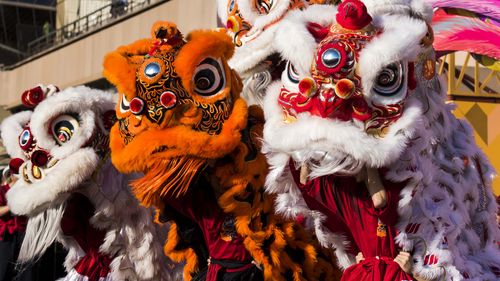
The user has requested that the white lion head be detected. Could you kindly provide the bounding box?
[1,85,116,215]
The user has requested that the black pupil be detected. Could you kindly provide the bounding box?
[377,67,397,86]
[195,69,215,91]
[54,121,74,143]
[144,62,160,78]
[229,0,235,11]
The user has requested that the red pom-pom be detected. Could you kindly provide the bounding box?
[9,158,24,174]
[336,0,372,30]
[335,78,355,99]
[351,97,371,121]
[21,86,45,108]
[31,150,49,167]
[129,97,145,115]
[226,19,234,30]
[160,91,177,109]
[298,77,317,97]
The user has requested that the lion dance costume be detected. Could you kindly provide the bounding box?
[217,0,340,106]
[0,85,175,281]
[103,21,341,281]
[260,0,500,280]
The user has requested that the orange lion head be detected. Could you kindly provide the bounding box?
[103,22,246,205]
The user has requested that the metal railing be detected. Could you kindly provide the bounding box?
[437,52,499,98]
[27,0,157,56]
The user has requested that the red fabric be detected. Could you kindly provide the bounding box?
[60,193,112,281]
[164,188,252,281]
[342,257,414,281]
[206,263,223,281]
[206,260,255,280]
[74,250,111,280]
[290,163,413,280]
[0,185,26,241]
[336,0,372,30]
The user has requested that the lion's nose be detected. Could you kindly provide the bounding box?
[31,150,50,167]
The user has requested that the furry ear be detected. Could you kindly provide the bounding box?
[175,29,234,93]
[102,39,153,99]
[306,22,330,42]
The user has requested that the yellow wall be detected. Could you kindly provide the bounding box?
[0,0,217,109]
[453,101,500,195]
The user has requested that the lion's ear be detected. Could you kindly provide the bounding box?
[102,39,152,99]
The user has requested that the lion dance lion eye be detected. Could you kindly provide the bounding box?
[19,128,33,150]
[51,115,79,145]
[255,0,273,14]
[373,62,404,96]
[144,62,161,78]
[193,58,226,96]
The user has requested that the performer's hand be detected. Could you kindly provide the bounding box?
[0,205,9,217]
[355,252,364,263]
[394,251,412,273]
[365,167,387,209]
[299,163,309,185]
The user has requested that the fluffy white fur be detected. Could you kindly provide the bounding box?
[1,86,180,281]
[232,4,338,106]
[18,203,67,262]
[236,0,291,27]
[217,0,228,24]
[263,81,423,168]
[358,14,427,105]
[230,4,338,75]
[261,0,500,279]
[363,0,433,22]
[7,148,98,215]
[29,86,115,160]
[1,111,32,160]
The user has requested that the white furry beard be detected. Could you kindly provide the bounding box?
[17,203,66,263]
[7,148,99,215]
[263,81,423,169]
[290,149,363,179]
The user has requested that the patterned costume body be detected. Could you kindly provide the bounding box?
[103,21,340,281]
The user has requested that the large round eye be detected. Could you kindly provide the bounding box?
[373,63,404,96]
[144,62,161,78]
[255,0,273,14]
[119,94,130,113]
[321,48,341,68]
[193,58,226,96]
[286,61,300,84]
[316,42,351,74]
[51,115,79,145]
[19,128,33,150]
